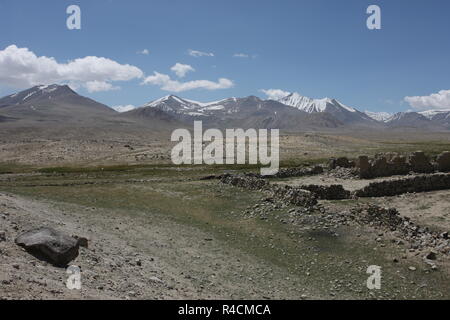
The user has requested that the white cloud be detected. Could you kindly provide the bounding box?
[233,53,249,58]
[84,81,119,93]
[170,63,195,78]
[0,45,143,92]
[405,89,450,110]
[137,49,150,55]
[142,72,233,92]
[188,49,214,57]
[260,89,290,100]
[111,104,137,112]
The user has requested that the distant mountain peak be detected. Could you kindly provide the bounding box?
[364,111,393,122]
[418,109,450,120]
[273,92,357,114]
[0,84,114,121]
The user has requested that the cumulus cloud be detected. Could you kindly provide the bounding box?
[111,104,137,112]
[170,63,195,78]
[142,72,233,92]
[84,81,119,93]
[188,49,214,57]
[137,49,150,55]
[260,89,290,100]
[404,89,450,110]
[0,45,143,92]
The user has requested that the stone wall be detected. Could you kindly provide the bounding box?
[348,205,449,253]
[220,174,317,207]
[328,157,355,169]
[354,173,450,197]
[299,184,351,200]
[356,151,450,179]
[274,165,323,179]
[437,151,450,172]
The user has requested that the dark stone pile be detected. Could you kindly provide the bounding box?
[220,174,317,207]
[348,205,449,254]
[220,174,269,191]
[326,167,359,179]
[299,184,351,200]
[274,165,323,179]
[270,185,317,207]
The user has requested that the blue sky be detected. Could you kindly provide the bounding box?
[1,0,450,113]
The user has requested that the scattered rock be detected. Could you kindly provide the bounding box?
[425,251,437,260]
[73,235,89,248]
[149,276,164,284]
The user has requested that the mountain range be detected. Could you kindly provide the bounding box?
[1,84,449,132]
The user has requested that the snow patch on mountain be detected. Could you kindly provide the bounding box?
[364,111,393,122]
[275,92,356,113]
[418,109,450,119]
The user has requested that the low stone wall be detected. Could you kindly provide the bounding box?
[348,205,449,253]
[299,184,351,200]
[354,173,450,197]
[328,157,355,169]
[220,174,269,191]
[220,174,317,207]
[274,165,323,179]
[356,151,450,179]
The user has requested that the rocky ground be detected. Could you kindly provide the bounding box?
[1,165,449,300]
[1,132,450,300]
[2,191,297,300]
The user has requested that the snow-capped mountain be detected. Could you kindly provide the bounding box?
[141,95,238,117]
[3,85,449,131]
[0,84,115,122]
[383,111,436,128]
[418,109,450,120]
[361,109,450,129]
[126,94,377,129]
[364,111,393,122]
[272,92,374,124]
[276,92,356,113]
[137,92,375,124]
[0,84,67,107]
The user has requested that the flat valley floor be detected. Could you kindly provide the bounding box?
[0,131,449,299]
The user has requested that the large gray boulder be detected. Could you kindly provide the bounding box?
[15,227,79,267]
